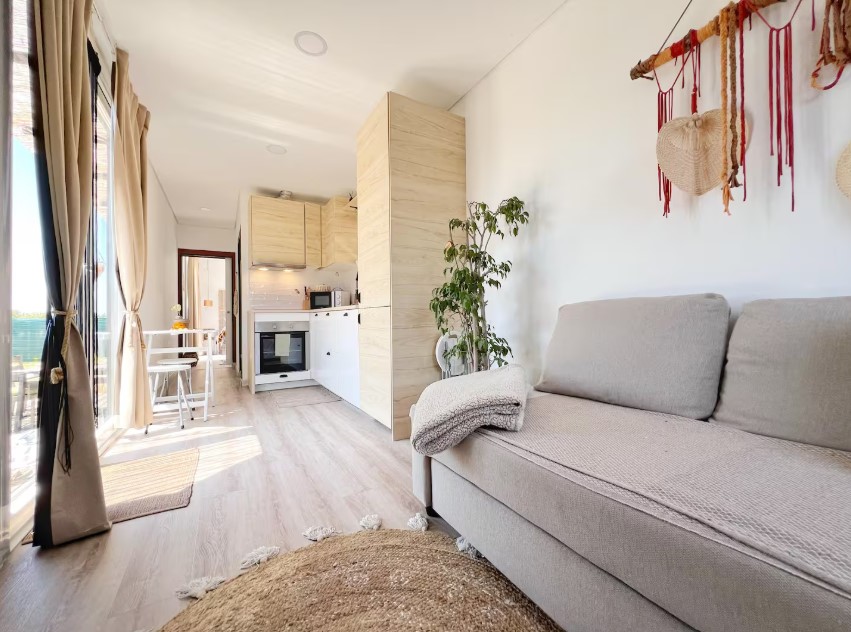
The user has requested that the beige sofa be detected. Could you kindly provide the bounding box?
[413,294,851,632]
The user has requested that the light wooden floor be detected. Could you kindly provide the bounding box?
[0,367,422,632]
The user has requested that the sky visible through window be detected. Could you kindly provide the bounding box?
[11,0,47,316]
[11,138,47,314]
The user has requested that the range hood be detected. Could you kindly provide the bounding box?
[252,262,307,271]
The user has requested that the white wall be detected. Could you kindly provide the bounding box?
[452,0,851,380]
[139,166,178,331]
[176,223,236,253]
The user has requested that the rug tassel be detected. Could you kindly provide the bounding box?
[302,525,341,542]
[175,576,226,600]
[359,514,383,531]
[407,513,429,532]
[240,546,280,569]
[456,536,482,559]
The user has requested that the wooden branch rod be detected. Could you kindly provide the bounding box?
[629,0,787,80]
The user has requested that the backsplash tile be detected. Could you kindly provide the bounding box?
[248,267,357,310]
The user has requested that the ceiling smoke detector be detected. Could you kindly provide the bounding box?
[266,144,288,155]
[294,31,328,56]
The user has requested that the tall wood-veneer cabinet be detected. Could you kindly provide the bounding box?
[356,92,466,440]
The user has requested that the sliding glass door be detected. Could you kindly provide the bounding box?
[1,0,12,564]
[4,0,118,545]
[8,0,45,541]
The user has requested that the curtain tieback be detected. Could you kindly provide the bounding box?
[49,309,77,384]
[125,310,147,350]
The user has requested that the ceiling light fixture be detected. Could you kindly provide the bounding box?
[294,30,328,56]
[266,144,288,155]
[200,206,212,212]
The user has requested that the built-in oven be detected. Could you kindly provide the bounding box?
[254,321,310,377]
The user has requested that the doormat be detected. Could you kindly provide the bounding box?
[23,447,200,544]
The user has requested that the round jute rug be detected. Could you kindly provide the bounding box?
[161,529,561,631]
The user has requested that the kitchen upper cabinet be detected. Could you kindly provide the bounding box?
[250,196,306,269]
[249,195,355,270]
[320,196,358,268]
[305,202,322,268]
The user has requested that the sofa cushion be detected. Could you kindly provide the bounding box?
[712,297,851,451]
[536,294,730,419]
[434,394,851,632]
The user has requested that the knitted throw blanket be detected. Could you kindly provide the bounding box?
[411,365,527,456]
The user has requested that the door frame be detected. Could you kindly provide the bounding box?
[177,248,237,363]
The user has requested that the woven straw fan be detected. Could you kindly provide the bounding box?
[838,142,851,201]
[657,110,750,197]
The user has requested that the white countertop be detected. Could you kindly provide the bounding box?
[250,305,360,315]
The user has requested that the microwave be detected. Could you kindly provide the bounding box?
[310,291,332,309]
[310,290,350,309]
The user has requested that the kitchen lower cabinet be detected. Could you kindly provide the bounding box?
[310,309,360,407]
[309,311,332,387]
[356,307,391,428]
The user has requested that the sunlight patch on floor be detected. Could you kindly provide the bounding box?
[106,424,250,457]
[194,434,263,482]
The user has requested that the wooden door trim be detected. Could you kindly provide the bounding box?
[177,248,238,361]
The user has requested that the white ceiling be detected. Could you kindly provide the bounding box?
[97,0,565,229]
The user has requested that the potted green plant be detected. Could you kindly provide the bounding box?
[430,197,528,373]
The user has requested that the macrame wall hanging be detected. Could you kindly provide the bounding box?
[654,30,701,216]
[811,0,851,89]
[632,0,826,215]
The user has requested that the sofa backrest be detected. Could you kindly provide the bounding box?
[711,297,851,452]
[536,294,731,419]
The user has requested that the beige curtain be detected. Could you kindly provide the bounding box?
[112,48,152,429]
[31,0,109,546]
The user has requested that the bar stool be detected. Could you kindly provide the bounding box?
[156,357,197,398]
[147,364,194,433]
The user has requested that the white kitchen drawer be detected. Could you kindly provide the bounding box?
[254,370,311,385]
[255,312,310,323]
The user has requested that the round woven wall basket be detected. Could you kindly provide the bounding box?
[838,142,851,201]
[161,530,560,632]
[657,109,748,197]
